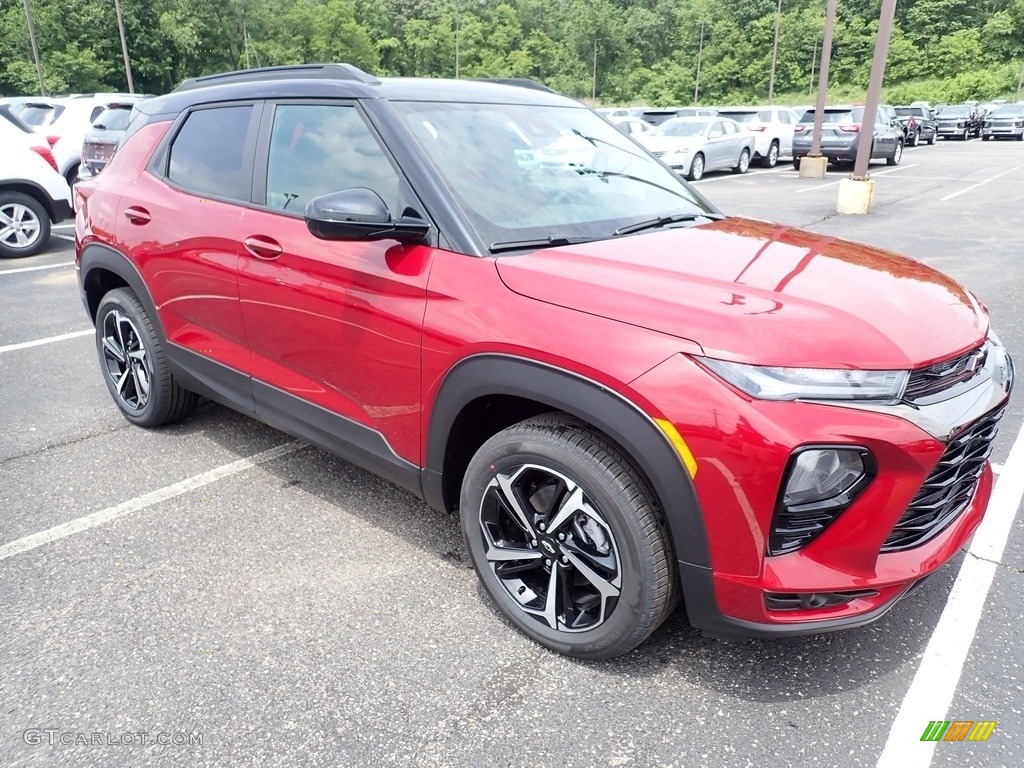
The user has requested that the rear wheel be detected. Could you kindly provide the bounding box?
[886,140,903,166]
[928,131,937,145]
[792,156,802,171]
[460,414,677,660]
[687,153,705,181]
[761,141,779,168]
[910,130,920,147]
[0,191,50,259]
[733,148,751,174]
[95,288,198,427]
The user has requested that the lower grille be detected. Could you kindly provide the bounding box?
[882,404,1006,552]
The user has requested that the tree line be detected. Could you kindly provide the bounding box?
[2,0,1023,105]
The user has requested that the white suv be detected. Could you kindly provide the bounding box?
[32,94,145,185]
[714,106,800,167]
[0,118,73,258]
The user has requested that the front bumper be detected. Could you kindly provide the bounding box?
[626,341,1013,638]
[982,126,1024,139]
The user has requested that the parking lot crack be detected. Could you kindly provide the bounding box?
[964,549,1024,575]
[0,422,134,467]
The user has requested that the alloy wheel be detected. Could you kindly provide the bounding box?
[690,155,704,181]
[478,464,621,633]
[767,143,778,167]
[100,309,152,412]
[0,203,42,251]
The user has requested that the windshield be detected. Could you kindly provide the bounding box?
[990,105,1024,117]
[799,108,864,124]
[19,104,62,126]
[941,106,970,117]
[895,108,924,117]
[720,110,769,123]
[394,102,712,250]
[652,120,708,137]
[92,107,133,131]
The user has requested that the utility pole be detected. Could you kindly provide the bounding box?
[114,0,135,92]
[1017,60,1023,102]
[455,4,460,78]
[22,0,46,96]
[694,21,706,103]
[851,0,897,181]
[768,0,783,102]
[592,37,598,101]
[800,0,836,179]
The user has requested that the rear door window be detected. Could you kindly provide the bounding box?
[167,105,255,201]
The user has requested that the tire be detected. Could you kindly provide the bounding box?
[792,157,801,171]
[95,287,198,428]
[0,191,51,259]
[928,131,937,145]
[760,141,779,168]
[687,153,705,181]
[460,414,677,660]
[962,129,969,141]
[911,130,920,147]
[733,148,751,174]
[64,163,81,187]
[886,140,903,166]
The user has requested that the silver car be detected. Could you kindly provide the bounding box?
[636,116,754,181]
[981,104,1024,141]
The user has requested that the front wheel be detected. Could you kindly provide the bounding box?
[687,153,705,181]
[886,140,903,166]
[928,131,937,145]
[761,141,779,168]
[733,148,751,174]
[460,415,677,660]
[0,191,50,259]
[95,288,199,427]
[910,130,920,147]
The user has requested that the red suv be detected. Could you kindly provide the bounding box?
[75,64,1014,659]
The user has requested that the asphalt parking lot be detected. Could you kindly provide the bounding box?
[1,137,1022,768]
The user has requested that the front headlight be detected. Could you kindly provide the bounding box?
[701,358,909,401]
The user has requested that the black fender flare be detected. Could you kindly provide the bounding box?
[79,243,164,339]
[424,354,712,573]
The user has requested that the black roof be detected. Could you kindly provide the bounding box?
[141,63,579,117]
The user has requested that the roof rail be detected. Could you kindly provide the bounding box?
[475,78,559,95]
[174,63,380,92]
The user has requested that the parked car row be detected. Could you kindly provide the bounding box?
[0,93,146,185]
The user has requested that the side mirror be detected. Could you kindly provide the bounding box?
[304,188,429,244]
[708,130,723,139]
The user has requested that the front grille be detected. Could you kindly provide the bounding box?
[904,344,987,402]
[882,404,1005,552]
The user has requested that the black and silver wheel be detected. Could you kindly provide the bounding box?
[0,191,50,259]
[687,153,705,181]
[761,141,779,168]
[95,288,198,427]
[911,130,920,147]
[928,131,937,145]
[733,148,751,174]
[461,415,677,660]
[886,140,903,166]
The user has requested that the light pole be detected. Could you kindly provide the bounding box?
[768,0,782,102]
[592,37,598,101]
[694,21,706,103]
[851,0,897,181]
[809,0,836,159]
[808,37,818,97]
[22,0,46,95]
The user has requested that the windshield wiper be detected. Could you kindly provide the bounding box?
[489,235,598,254]
[613,212,722,237]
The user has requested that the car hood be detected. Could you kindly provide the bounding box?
[495,217,986,369]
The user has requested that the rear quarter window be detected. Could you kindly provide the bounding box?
[167,105,254,201]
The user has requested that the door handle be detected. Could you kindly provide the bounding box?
[243,236,283,260]
[123,206,150,224]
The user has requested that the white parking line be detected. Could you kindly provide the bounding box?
[0,329,93,354]
[691,166,790,185]
[0,262,74,276]
[52,223,75,229]
[797,164,919,193]
[52,233,76,242]
[877,420,1024,768]
[0,441,304,563]
[938,166,1020,202]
